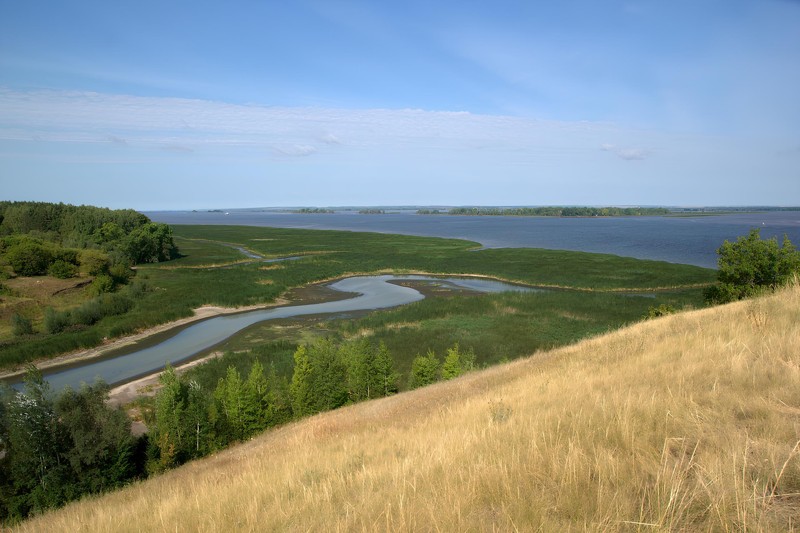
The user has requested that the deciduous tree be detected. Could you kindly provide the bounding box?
[705,229,800,303]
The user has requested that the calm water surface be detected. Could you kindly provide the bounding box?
[31,275,533,391]
[147,210,800,268]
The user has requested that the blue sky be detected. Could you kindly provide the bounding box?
[1,0,798,210]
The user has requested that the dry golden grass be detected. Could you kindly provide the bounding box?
[15,284,800,532]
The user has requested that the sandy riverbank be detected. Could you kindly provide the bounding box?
[0,300,289,383]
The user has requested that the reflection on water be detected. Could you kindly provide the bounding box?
[34,275,534,391]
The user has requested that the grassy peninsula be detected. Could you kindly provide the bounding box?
[16,282,800,531]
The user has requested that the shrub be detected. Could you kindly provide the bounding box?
[5,239,51,276]
[90,274,115,296]
[441,343,476,380]
[71,299,104,326]
[43,307,71,334]
[48,260,77,279]
[108,262,133,285]
[98,293,133,316]
[79,249,110,276]
[124,280,151,299]
[705,229,800,304]
[11,313,34,336]
[646,304,677,319]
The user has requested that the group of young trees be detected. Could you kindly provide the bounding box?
[408,344,476,389]
[0,336,421,522]
[147,338,400,474]
[0,372,144,522]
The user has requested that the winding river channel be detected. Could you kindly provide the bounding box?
[31,275,533,391]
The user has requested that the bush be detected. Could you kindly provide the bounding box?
[48,260,77,279]
[11,313,34,336]
[79,249,110,276]
[90,274,115,296]
[124,280,151,299]
[51,248,79,265]
[705,229,800,304]
[108,262,133,285]
[98,293,133,316]
[646,304,677,319]
[43,307,71,334]
[5,239,51,276]
[71,300,104,326]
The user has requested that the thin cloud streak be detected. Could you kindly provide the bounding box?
[1,88,796,208]
[600,143,651,160]
[0,88,628,154]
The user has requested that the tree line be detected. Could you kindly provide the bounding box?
[441,207,671,217]
[0,202,178,278]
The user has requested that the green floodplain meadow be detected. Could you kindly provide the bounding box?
[0,224,716,385]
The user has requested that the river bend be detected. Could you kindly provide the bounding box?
[35,275,532,391]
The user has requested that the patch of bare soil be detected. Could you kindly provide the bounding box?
[5,275,91,299]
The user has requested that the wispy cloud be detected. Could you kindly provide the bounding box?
[161,144,194,153]
[319,133,342,145]
[271,144,318,157]
[600,143,650,161]
[0,88,627,156]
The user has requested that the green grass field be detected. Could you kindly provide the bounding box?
[0,225,716,371]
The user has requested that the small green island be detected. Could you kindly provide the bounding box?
[292,207,335,214]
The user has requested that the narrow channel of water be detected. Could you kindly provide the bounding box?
[33,275,534,391]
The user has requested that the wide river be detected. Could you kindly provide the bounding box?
[29,276,533,391]
[147,210,800,269]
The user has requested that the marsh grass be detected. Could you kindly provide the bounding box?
[0,225,714,370]
[16,282,800,532]
[331,289,705,377]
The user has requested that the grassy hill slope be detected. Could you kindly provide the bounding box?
[17,284,800,531]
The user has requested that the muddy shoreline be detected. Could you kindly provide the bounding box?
[0,282,349,384]
[3,274,513,413]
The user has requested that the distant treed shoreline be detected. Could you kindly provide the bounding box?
[417,207,671,217]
